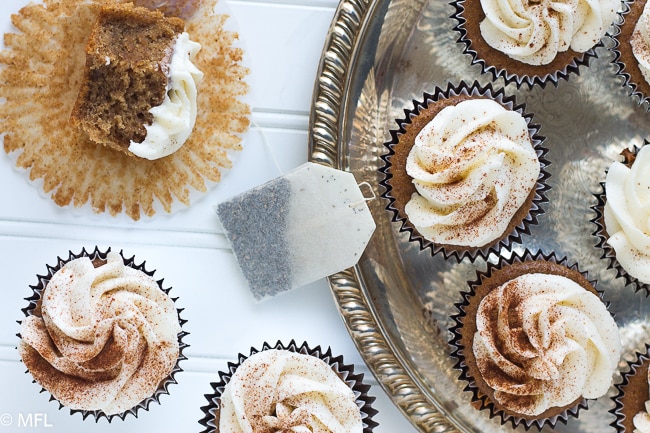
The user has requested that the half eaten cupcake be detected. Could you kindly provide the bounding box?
[380,81,549,262]
[450,250,621,429]
[70,2,203,160]
[18,247,187,420]
[0,0,250,220]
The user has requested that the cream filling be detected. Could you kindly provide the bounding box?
[128,32,204,160]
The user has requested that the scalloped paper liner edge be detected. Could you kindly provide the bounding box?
[17,246,189,422]
[379,80,551,264]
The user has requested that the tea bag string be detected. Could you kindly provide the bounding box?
[253,120,284,176]
[254,120,377,208]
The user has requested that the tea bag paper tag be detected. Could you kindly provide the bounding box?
[215,162,376,302]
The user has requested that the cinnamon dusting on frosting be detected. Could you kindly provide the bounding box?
[18,252,181,415]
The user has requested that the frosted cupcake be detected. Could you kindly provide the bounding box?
[612,345,650,433]
[198,340,377,433]
[611,0,650,108]
[593,142,650,295]
[451,0,620,87]
[18,247,187,420]
[380,81,549,262]
[450,250,622,429]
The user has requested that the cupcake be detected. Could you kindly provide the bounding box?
[611,0,650,108]
[592,142,650,295]
[612,345,650,433]
[449,250,622,429]
[451,0,620,88]
[0,0,250,220]
[198,340,377,433]
[379,80,549,262]
[18,247,188,421]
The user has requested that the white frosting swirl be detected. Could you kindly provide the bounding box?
[128,32,204,160]
[604,146,650,283]
[631,1,650,86]
[473,273,621,416]
[478,0,618,65]
[404,98,539,248]
[219,349,362,433]
[635,398,650,433]
[18,252,181,415]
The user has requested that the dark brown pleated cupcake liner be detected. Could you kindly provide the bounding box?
[379,80,550,263]
[18,246,188,422]
[449,249,607,430]
[198,339,378,433]
[610,344,650,433]
[608,0,650,110]
[450,0,603,89]
[591,142,650,296]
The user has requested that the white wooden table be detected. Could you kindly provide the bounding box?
[0,0,421,431]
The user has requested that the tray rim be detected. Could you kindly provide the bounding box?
[307,0,460,431]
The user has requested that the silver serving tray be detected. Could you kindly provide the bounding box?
[308,0,650,432]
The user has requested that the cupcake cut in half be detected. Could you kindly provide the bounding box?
[593,141,650,295]
[17,246,188,421]
[380,80,550,263]
[451,0,620,88]
[198,340,377,433]
[0,0,250,220]
[450,250,622,430]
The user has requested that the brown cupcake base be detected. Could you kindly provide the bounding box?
[449,249,602,430]
[451,0,599,88]
[611,345,650,433]
[20,246,188,422]
[198,340,378,433]
[379,80,550,263]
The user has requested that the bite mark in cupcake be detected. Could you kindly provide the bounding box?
[0,0,251,220]
[70,3,204,160]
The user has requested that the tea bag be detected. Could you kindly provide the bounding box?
[215,162,376,302]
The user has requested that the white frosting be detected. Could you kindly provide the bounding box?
[635,399,650,433]
[128,32,203,160]
[631,1,650,85]
[219,349,362,433]
[478,0,618,65]
[473,272,621,416]
[18,252,181,414]
[404,98,539,248]
[604,146,650,283]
